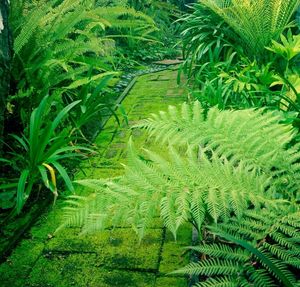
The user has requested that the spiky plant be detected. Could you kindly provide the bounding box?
[180,3,240,79]
[199,0,300,58]
[59,102,300,240]
[173,206,300,287]
[1,96,93,215]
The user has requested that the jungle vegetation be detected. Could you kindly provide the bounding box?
[1,1,300,286]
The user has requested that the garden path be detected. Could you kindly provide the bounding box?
[0,68,191,287]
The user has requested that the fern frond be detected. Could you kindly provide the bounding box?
[137,101,300,199]
[194,276,238,287]
[58,103,300,285]
[179,207,300,287]
[172,259,240,276]
[188,244,249,261]
[60,136,274,238]
[14,6,47,54]
[199,0,300,56]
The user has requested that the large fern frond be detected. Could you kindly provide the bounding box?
[60,136,282,239]
[199,0,300,57]
[136,101,300,199]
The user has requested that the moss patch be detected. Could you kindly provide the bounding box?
[0,239,44,287]
[28,255,156,287]
[155,276,187,287]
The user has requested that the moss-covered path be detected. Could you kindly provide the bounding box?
[0,68,191,287]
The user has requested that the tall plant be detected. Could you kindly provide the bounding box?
[1,96,92,215]
[9,0,157,114]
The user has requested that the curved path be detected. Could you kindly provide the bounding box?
[0,68,190,287]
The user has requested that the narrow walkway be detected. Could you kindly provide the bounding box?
[0,68,190,287]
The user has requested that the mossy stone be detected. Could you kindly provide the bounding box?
[155,276,187,287]
[0,239,44,287]
[159,242,189,275]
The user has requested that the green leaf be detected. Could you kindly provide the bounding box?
[52,161,74,193]
[16,169,30,213]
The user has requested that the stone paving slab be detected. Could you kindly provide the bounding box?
[0,69,190,287]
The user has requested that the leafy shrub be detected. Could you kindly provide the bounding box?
[267,31,300,111]
[0,0,162,215]
[9,0,157,110]
[1,96,92,215]
[199,0,300,59]
[179,2,300,115]
[180,3,240,79]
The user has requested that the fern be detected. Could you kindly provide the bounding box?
[62,141,278,239]
[58,102,300,284]
[13,6,47,54]
[199,0,300,57]
[60,103,300,241]
[136,101,300,199]
[10,0,158,105]
[173,207,300,287]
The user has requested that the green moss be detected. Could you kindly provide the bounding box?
[27,255,71,287]
[28,255,155,287]
[155,276,187,287]
[30,206,67,240]
[101,271,153,287]
[159,242,189,275]
[45,227,163,270]
[165,224,192,246]
[91,167,124,179]
[45,230,111,253]
[0,239,44,287]
[97,228,163,270]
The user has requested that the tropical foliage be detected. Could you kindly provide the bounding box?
[1,1,300,286]
[0,0,180,214]
[59,101,300,285]
[174,206,300,287]
[180,0,300,116]
[1,96,94,215]
[199,0,299,57]
[56,102,297,277]
[9,0,157,117]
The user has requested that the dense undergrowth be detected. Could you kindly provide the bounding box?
[0,0,186,216]
[1,0,300,286]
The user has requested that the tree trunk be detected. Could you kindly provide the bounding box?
[0,0,11,154]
